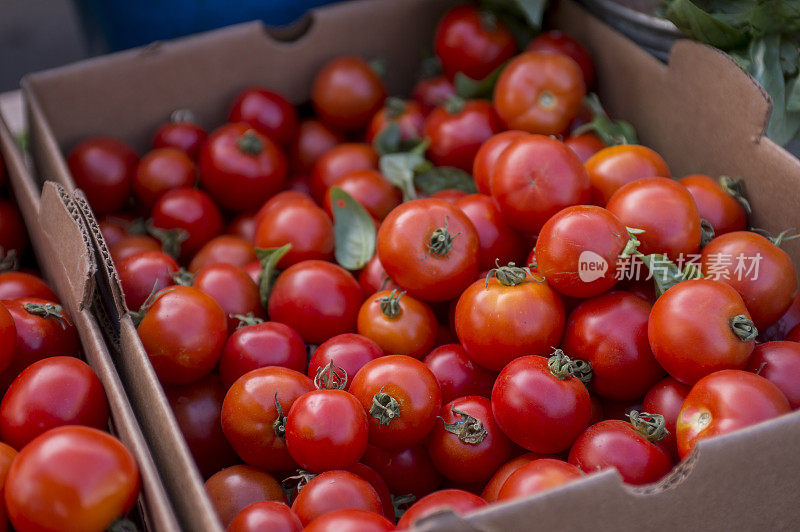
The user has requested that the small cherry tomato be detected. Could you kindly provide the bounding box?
[454,193,527,271]
[192,263,265,333]
[0,272,57,302]
[348,462,395,520]
[150,187,223,260]
[679,175,748,235]
[133,147,196,207]
[412,75,457,114]
[310,143,378,203]
[312,56,387,132]
[423,344,495,404]
[366,98,425,144]
[66,137,137,214]
[527,30,596,87]
[305,509,395,532]
[362,444,443,499]
[497,458,582,501]
[291,470,382,526]
[227,212,259,244]
[307,334,383,391]
[227,501,302,532]
[423,98,503,171]
[642,377,691,459]
[397,489,486,529]
[0,200,27,260]
[205,465,285,528]
[116,250,178,310]
[290,119,345,174]
[229,87,299,146]
[585,145,671,206]
[564,132,605,163]
[745,341,800,408]
[110,235,162,262]
[358,254,401,298]
[189,235,256,274]
[357,290,437,360]
[481,453,543,502]
[324,169,401,221]
[472,130,527,195]
[152,115,207,158]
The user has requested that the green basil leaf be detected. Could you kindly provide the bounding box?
[572,93,639,145]
[510,0,548,31]
[749,35,800,146]
[787,74,800,112]
[415,167,478,195]
[454,61,507,100]
[379,148,428,202]
[255,244,292,309]
[373,121,403,155]
[640,253,703,298]
[330,187,376,270]
[662,0,749,49]
[748,0,800,37]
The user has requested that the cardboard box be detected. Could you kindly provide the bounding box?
[0,114,180,531]
[19,0,800,530]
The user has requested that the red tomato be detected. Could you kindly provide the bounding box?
[649,279,757,385]
[585,145,671,206]
[349,355,442,449]
[358,254,401,298]
[199,123,288,211]
[377,199,479,302]
[290,119,345,174]
[745,341,800,408]
[66,137,137,214]
[150,187,223,260]
[642,377,691,459]
[291,470,382,526]
[527,30,596,87]
[676,370,790,458]
[268,260,362,344]
[310,143,378,203]
[152,116,207,158]
[362,444,442,499]
[568,417,674,484]
[564,133,605,163]
[454,193,527,271]
[430,189,468,204]
[192,263,265,333]
[472,131,527,195]
[481,453,543,502]
[305,509,395,532]
[366,98,425,144]
[490,135,590,234]
[412,75,457,114]
[312,56,387,132]
[221,367,315,471]
[227,212,259,244]
[110,235,162,262]
[357,290,437,359]
[423,344,495,404]
[455,267,565,371]
[0,304,14,374]
[494,52,585,135]
[220,321,307,388]
[205,465,285,527]
[133,147,196,207]
[229,87,299,146]
[434,5,517,81]
[423,99,503,171]
[759,292,800,342]
[189,235,257,273]
[679,174,748,235]
[307,334,382,392]
[5,426,139,532]
[397,489,486,529]
[116,250,178,310]
[324,169,401,221]
[0,441,16,530]
[0,200,27,260]
[0,272,57,302]
[136,285,228,385]
[562,292,664,400]
[497,458,582,501]
[227,501,302,532]
[701,231,797,329]
[607,177,701,258]
[348,462,394,520]
[492,354,590,453]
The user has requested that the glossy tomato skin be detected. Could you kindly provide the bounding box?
[226,213,259,244]
[366,98,425,144]
[304,509,395,532]
[642,377,691,459]
[221,367,314,471]
[193,263,265,333]
[189,235,257,273]
[310,143,378,203]
[199,123,288,211]
[434,5,517,81]
[745,341,800,408]
[423,99,504,171]
[312,56,387,132]
[585,145,671,206]
[377,199,479,302]
[116,250,178,310]
[290,119,345,174]
[679,174,747,235]
[491,135,590,234]
[5,426,139,532]
[136,286,228,385]
[227,501,302,532]
[472,131,527,195]
[0,357,109,450]
[676,370,790,458]
[701,231,797,329]
[220,321,307,389]
[0,200,28,260]
[568,420,674,484]
[347,462,394,520]
[494,52,585,135]
[527,30,596,87]
[563,292,664,400]
[481,453,544,502]
[607,177,701,258]
[564,133,605,163]
[110,235,162,263]
[497,458,582,501]
[428,396,512,483]
[649,279,756,385]
[0,272,57,302]
[324,169,401,221]
[150,187,223,260]
[455,274,565,371]
[268,260,362,344]
[493,355,590,453]
[412,75,457,114]
[152,118,207,158]
[132,147,196,207]
[291,470,382,526]
[349,355,442,449]
[229,87,299,146]
[424,344,495,404]
[0,441,17,531]
[0,303,15,376]
[362,444,443,498]
[307,334,383,391]
[358,254,401,298]
[454,193,527,271]
[205,465,285,528]
[67,137,137,214]
[357,290,437,359]
[397,489,486,529]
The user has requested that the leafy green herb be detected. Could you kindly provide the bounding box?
[330,187,376,270]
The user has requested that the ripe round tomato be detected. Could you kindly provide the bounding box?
[493,354,591,453]
[454,193,527,271]
[564,133,605,163]
[585,145,671,206]
[110,235,162,262]
[423,99,503,171]
[189,235,256,274]
[286,389,369,472]
[291,470,382,526]
[310,143,378,203]
[133,147,196,207]
[229,87,299,146]
[304,509,394,532]
[349,355,442,449]
[362,443,443,498]
[397,489,486,529]
[325,169,401,222]
[480,453,543,502]
[117,250,178,310]
[568,417,674,484]
[357,290,437,359]
[434,5,517,81]
[312,56,387,132]
[701,231,797,329]
[472,130,527,194]
[430,189,467,204]
[5,426,139,532]
[377,199,479,302]
[307,334,383,392]
[152,114,207,158]
[0,272,57,302]
[496,458,582,501]
[642,377,691,459]
[199,123,288,211]
[0,357,109,449]
[268,260,362,344]
[347,462,394,520]
[563,292,664,400]
[150,187,223,260]
[455,267,565,371]
[676,370,790,458]
[290,119,345,174]
[412,75,457,114]
[0,200,28,260]
[192,263,265,333]
[227,501,302,532]
[527,30,596,87]
[494,52,585,135]
[165,375,238,478]
[221,367,314,471]
[746,341,800,408]
[205,465,285,527]
[423,344,495,404]
[679,174,748,235]
[0,303,14,374]
[136,285,228,385]
[220,321,307,389]
[607,177,700,258]
[490,135,590,234]
[227,213,259,244]
[428,396,512,483]
[366,98,425,144]
[66,137,137,214]
[358,254,401,298]
[649,279,757,385]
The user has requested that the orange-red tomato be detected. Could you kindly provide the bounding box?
[585,145,670,206]
[312,56,387,132]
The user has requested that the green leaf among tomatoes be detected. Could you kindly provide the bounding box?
[379,140,429,201]
[330,187,377,271]
[415,167,478,195]
[454,61,507,100]
[640,253,703,297]
[255,244,292,309]
[573,93,638,146]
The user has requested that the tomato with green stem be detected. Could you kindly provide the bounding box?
[357,254,401,298]
[312,56,387,132]
[357,290,437,360]
[67,137,137,214]
[205,465,285,528]
[679,174,748,235]
[307,334,383,392]
[745,341,800,408]
[228,87,299,146]
[291,471,383,526]
[311,143,378,203]
[585,145,671,206]
[497,458,582,501]
[117,251,178,311]
[423,344,496,404]
[227,501,302,532]
[150,187,223,260]
[642,377,692,459]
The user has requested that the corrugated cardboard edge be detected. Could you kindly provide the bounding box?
[0,114,180,531]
